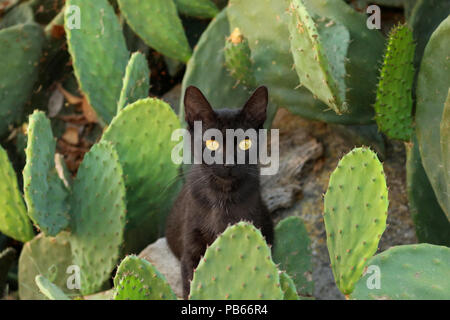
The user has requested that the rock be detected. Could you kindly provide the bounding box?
[138,238,183,298]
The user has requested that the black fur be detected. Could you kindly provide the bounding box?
[165,86,273,299]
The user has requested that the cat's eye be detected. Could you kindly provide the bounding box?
[205,139,220,151]
[238,139,252,151]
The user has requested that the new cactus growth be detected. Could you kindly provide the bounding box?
[102,98,182,253]
[324,147,389,295]
[70,141,127,295]
[351,244,450,300]
[415,15,450,220]
[374,24,415,141]
[118,0,192,63]
[0,146,34,242]
[174,0,219,19]
[190,222,283,300]
[65,0,130,124]
[35,275,71,300]
[113,255,176,300]
[224,28,256,87]
[273,216,313,296]
[23,111,70,236]
[117,52,151,112]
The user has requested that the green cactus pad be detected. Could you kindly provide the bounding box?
[190,222,283,300]
[0,3,34,29]
[440,89,450,222]
[174,0,219,18]
[18,233,76,300]
[70,141,126,295]
[23,111,70,236]
[117,52,150,112]
[272,216,313,296]
[0,247,16,297]
[65,0,129,124]
[288,0,349,114]
[279,272,299,300]
[374,24,415,141]
[102,98,181,253]
[118,0,191,63]
[351,244,450,300]
[324,147,389,295]
[113,255,176,300]
[416,16,450,220]
[35,275,71,300]
[406,134,450,246]
[0,23,44,136]
[224,27,256,87]
[0,146,34,242]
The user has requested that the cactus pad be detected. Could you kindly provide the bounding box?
[23,111,70,236]
[174,0,219,18]
[0,23,44,136]
[118,0,191,62]
[279,272,299,300]
[288,0,349,114]
[102,98,181,253]
[440,89,450,222]
[374,24,415,141]
[415,16,450,220]
[190,222,283,300]
[113,255,176,300]
[18,233,75,300]
[272,216,313,296]
[324,147,389,295]
[117,52,150,112]
[0,146,34,242]
[70,141,126,295]
[35,275,71,300]
[351,244,450,300]
[65,0,129,124]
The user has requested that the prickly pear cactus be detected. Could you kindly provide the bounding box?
[118,0,191,62]
[70,142,126,295]
[440,89,450,222]
[65,0,130,124]
[406,134,450,246]
[35,275,71,300]
[374,24,415,141]
[351,244,450,300]
[324,147,389,295]
[279,272,299,300]
[102,98,182,253]
[113,255,176,300]
[0,146,34,242]
[0,22,44,136]
[23,111,70,236]
[174,0,219,18]
[18,233,76,300]
[288,0,349,114]
[224,28,255,87]
[190,222,283,300]
[117,52,150,112]
[0,2,33,29]
[415,16,450,220]
[272,216,313,296]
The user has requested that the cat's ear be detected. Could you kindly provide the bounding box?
[184,86,216,127]
[241,86,268,128]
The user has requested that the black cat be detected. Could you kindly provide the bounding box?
[165,86,273,299]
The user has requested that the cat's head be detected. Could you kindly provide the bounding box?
[184,86,268,181]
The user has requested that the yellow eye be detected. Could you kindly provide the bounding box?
[239,139,252,151]
[206,139,220,151]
